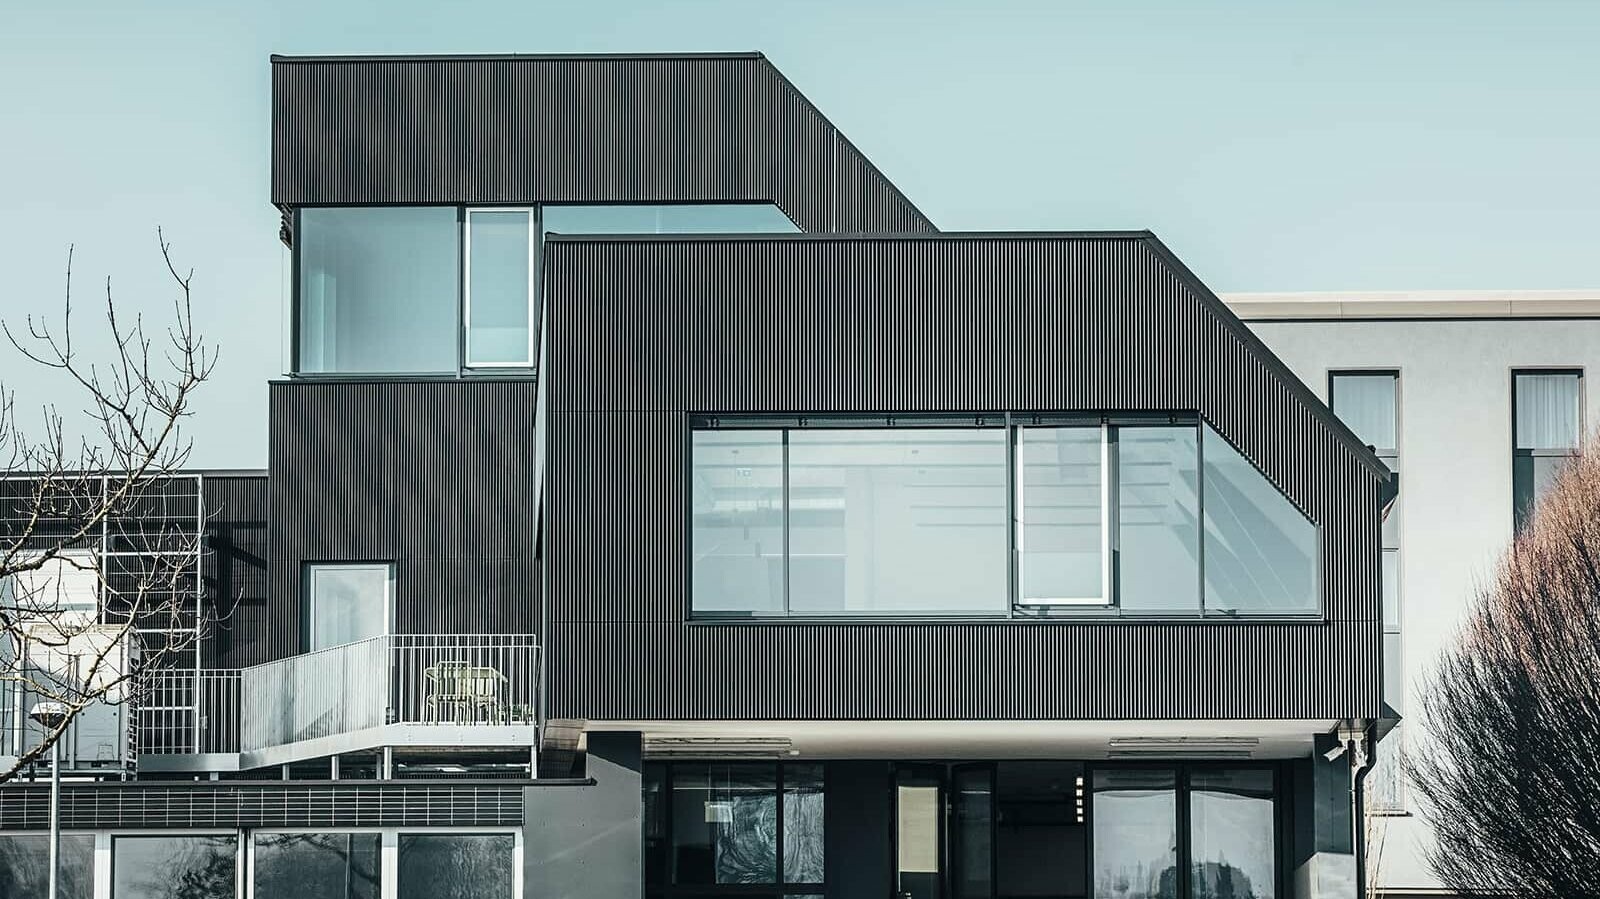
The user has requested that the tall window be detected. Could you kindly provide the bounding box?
[690,416,1319,619]
[304,563,394,650]
[465,209,537,367]
[1513,370,1583,529]
[1330,370,1403,812]
[112,835,238,899]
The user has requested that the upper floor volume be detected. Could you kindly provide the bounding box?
[273,52,933,377]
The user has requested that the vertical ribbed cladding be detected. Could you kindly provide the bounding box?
[266,380,540,661]
[270,54,934,233]
[201,473,270,668]
[540,233,1387,722]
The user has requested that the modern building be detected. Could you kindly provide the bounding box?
[0,53,1397,899]
[1225,291,1600,897]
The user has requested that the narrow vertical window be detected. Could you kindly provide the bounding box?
[1513,370,1582,529]
[304,563,394,650]
[1116,426,1201,614]
[1015,425,1108,605]
[465,209,536,368]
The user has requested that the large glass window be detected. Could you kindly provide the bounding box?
[305,563,393,650]
[1513,370,1582,529]
[789,428,1008,616]
[646,762,825,894]
[396,834,515,899]
[1201,427,1319,614]
[691,430,785,615]
[543,203,799,235]
[691,417,1318,619]
[113,835,237,899]
[0,833,95,899]
[1117,427,1201,614]
[1016,426,1107,605]
[466,209,536,367]
[297,207,460,374]
[253,832,381,899]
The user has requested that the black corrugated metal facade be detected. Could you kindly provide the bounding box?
[541,232,1388,722]
[201,473,270,668]
[265,380,540,658]
[271,53,933,234]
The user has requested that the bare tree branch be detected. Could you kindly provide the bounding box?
[1406,436,1600,897]
[0,231,216,783]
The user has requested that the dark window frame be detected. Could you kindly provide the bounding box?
[644,761,827,898]
[686,412,1323,624]
[1511,367,1584,531]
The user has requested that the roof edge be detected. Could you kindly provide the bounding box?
[1224,289,1600,322]
[1139,236,1395,484]
[270,51,766,64]
[544,229,1153,242]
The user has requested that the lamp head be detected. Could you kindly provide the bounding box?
[28,701,68,730]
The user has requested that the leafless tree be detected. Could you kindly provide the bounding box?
[1406,439,1600,897]
[0,230,214,782]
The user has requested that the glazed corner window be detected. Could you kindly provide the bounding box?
[645,762,825,891]
[1513,370,1582,529]
[304,562,394,650]
[466,209,537,367]
[297,207,460,374]
[690,416,1319,619]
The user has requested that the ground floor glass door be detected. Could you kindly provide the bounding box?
[896,767,944,899]
[950,765,995,899]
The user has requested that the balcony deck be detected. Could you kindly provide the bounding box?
[137,633,539,771]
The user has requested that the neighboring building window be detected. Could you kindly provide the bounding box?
[304,562,394,650]
[112,835,238,899]
[1331,370,1406,813]
[689,415,1319,619]
[297,207,460,374]
[644,762,825,893]
[1513,369,1583,529]
[294,203,796,375]
[0,833,95,899]
[0,548,100,616]
[397,834,515,899]
[465,209,536,368]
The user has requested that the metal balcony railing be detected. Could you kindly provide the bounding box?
[135,634,539,756]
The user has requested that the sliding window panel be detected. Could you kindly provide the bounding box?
[465,210,535,367]
[1200,426,1319,615]
[789,428,1008,616]
[0,833,95,899]
[1016,426,1107,605]
[691,430,786,615]
[1189,769,1277,899]
[1116,427,1201,614]
[297,207,459,374]
[783,764,827,885]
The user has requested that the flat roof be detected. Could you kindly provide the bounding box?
[1223,289,1600,321]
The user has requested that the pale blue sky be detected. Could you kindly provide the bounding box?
[1,0,1597,467]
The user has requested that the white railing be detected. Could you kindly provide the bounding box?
[155,633,543,754]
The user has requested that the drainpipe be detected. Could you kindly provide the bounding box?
[1344,720,1375,899]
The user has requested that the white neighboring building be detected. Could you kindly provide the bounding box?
[1228,290,1600,897]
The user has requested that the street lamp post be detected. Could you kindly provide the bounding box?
[30,701,68,899]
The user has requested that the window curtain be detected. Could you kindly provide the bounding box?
[1515,374,1581,450]
[1331,374,1397,452]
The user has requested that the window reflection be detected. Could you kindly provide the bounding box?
[0,833,95,899]
[1200,426,1318,614]
[1189,769,1275,899]
[1017,427,1106,604]
[254,832,381,899]
[113,835,237,899]
[1118,428,1201,613]
[672,763,779,884]
[691,431,785,614]
[1092,769,1178,899]
[396,834,514,899]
